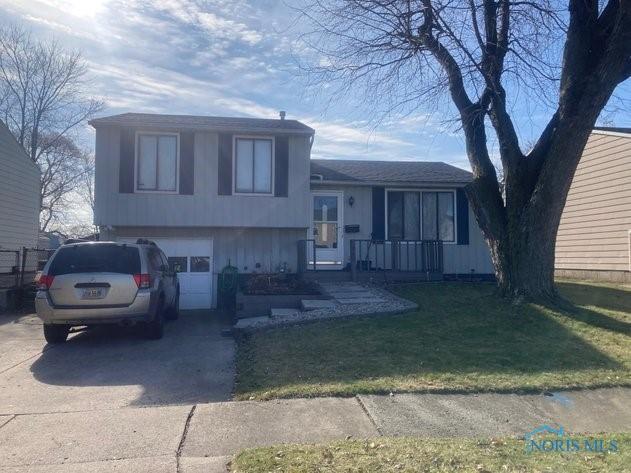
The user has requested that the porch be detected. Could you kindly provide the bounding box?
[297,239,444,282]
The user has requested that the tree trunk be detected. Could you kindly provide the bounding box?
[488,216,558,301]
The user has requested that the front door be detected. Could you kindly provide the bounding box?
[311,191,344,268]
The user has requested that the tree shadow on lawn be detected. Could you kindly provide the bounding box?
[237,283,629,396]
[555,282,631,336]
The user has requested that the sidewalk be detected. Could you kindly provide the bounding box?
[1,388,630,472]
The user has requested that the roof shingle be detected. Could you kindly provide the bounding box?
[310,159,472,185]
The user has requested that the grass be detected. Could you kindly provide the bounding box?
[231,434,630,472]
[235,281,631,400]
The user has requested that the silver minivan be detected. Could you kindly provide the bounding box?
[35,240,179,343]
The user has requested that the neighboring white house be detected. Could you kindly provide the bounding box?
[0,119,40,274]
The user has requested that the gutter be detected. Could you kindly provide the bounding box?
[88,120,315,136]
[310,179,471,188]
[591,129,631,139]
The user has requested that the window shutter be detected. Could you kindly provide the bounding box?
[119,127,135,193]
[371,186,385,240]
[179,132,194,195]
[218,133,233,195]
[274,136,289,197]
[456,188,470,245]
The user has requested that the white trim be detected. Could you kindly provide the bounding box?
[592,129,631,139]
[310,190,344,267]
[134,131,180,194]
[385,188,458,244]
[232,135,275,196]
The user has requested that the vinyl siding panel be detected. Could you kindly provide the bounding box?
[94,127,311,229]
[312,183,494,274]
[0,123,40,273]
[556,132,631,272]
[442,204,494,274]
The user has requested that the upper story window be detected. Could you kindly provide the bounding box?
[234,137,273,194]
[387,190,455,242]
[136,133,179,192]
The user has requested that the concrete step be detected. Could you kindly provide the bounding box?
[327,291,376,299]
[234,316,269,330]
[301,299,336,311]
[270,308,300,318]
[337,297,386,304]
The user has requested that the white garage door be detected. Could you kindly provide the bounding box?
[120,238,213,310]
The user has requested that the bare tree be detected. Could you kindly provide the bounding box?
[0,24,103,231]
[297,1,631,300]
[78,152,96,217]
[38,135,92,233]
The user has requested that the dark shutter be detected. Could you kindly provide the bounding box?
[456,188,470,245]
[218,133,233,195]
[371,186,385,240]
[119,127,135,193]
[179,132,195,195]
[274,136,289,197]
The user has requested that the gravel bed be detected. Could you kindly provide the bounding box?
[233,283,417,333]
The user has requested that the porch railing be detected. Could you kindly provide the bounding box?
[350,239,443,279]
[298,238,444,277]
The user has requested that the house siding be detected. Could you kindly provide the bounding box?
[103,226,308,307]
[556,132,631,273]
[0,122,40,273]
[311,183,493,274]
[94,126,312,229]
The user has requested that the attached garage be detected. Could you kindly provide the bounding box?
[119,238,213,310]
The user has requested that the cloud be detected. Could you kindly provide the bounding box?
[1,0,475,166]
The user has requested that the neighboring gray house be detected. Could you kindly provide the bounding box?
[0,120,40,275]
[91,112,493,309]
[556,127,631,282]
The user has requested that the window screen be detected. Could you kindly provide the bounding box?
[235,138,273,193]
[137,134,177,191]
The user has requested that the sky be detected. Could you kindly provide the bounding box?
[1,0,630,183]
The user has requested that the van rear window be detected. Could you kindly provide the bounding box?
[48,245,141,275]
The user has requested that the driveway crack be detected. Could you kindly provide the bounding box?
[176,404,196,473]
[355,395,383,436]
[0,414,16,431]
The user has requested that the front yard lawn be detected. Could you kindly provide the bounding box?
[232,434,630,472]
[235,281,630,400]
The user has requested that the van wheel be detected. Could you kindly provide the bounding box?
[44,324,69,344]
[145,300,165,340]
[166,291,179,321]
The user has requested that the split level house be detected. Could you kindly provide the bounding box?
[91,112,494,309]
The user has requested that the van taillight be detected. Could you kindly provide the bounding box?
[37,275,55,291]
[133,273,152,289]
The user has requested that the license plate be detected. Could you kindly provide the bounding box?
[82,288,104,299]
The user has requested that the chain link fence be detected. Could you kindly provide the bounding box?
[0,247,55,289]
[0,249,21,289]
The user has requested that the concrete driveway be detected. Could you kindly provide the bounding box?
[0,310,235,415]
[1,310,629,472]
